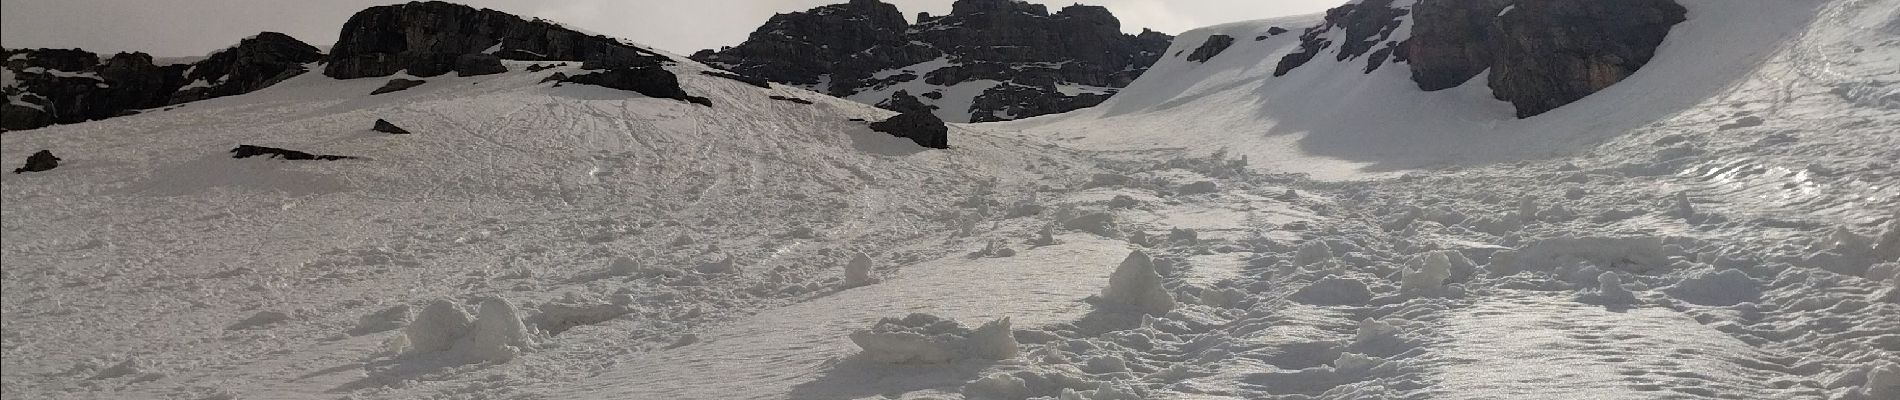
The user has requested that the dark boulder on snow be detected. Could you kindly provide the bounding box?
[1185,35,1235,63]
[230,145,356,161]
[170,32,325,104]
[325,1,669,79]
[876,90,937,115]
[370,78,427,95]
[869,111,950,149]
[768,95,814,105]
[13,150,61,173]
[454,54,508,77]
[373,119,411,134]
[561,67,712,106]
[699,70,771,88]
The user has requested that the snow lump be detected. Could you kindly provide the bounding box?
[1096,250,1175,314]
[848,313,1018,364]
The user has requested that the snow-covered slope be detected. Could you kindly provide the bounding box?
[0,48,1110,398]
[4,0,1898,399]
[1004,0,1874,181]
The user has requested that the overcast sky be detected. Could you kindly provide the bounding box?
[0,0,1339,57]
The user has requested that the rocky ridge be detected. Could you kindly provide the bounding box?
[1261,0,1689,118]
[2,33,322,132]
[692,0,1173,122]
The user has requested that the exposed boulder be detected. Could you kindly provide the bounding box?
[453,54,508,77]
[693,0,1173,122]
[229,145,356,161]
[560,67,712,106]
[370,78,427,95]
[373,119,411,134]
[13,150,61,173]
[1185,35,1236,63]
[324,1,669,79]
[868,111,949,149]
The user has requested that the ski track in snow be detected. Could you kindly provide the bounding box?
[4,0,1900,399]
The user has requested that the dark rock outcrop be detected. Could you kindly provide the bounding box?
[1485,0,1688,117]
[562,67,712,106]
[454,54,508,77]
[699,70,771,88]
[370,78,428,95]
[373,119,411,134]
[170,32,325,104]
[1274,0,1410,77]
[3,32,322,132]
[324,1,669,79]
[693,0,1173,122]
[869,111,949,149]
[1268,0,1688,118]
[229,145,355,161]
[1186,35,1236,63]
[1407,0,1515,90]
[13,150,61,173]
[768,95,814,105]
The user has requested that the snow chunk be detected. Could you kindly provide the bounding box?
[1294,240,1334,267]
[400,298,534,362]
[1512,236,1668,273]
[1844,361,1900,400]
[1577,271,1638,305]
[848,313,1018,364]
[1400,252,1454,292]
[1097,250,1175,314]
[1293,275,1374,305]
[1663,269,1760,307]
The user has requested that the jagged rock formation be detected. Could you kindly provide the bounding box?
[169,32,324,103]
[1269,0,1688,118]
[324,1,669,79]
[2,32,322,132]
[1186,35,1236,63]
[692,0,1173,122]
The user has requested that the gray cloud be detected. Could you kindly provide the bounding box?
[0,0,1340,57]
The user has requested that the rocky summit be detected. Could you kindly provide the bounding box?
[693,0,1173,123]
[324,1,670,80]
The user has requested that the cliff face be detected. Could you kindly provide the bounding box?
[2,32,322,132]
[1271,0,1689,118]
[323,1,670,80]
[693,0,1173,122]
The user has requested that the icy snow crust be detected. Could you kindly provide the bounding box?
[4,0,1900,399]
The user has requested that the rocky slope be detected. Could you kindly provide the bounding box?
[692,0,1173,122]
[1266,0,1689,118]
[2,33,323,132]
